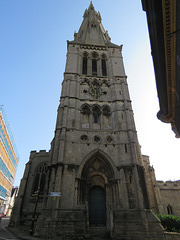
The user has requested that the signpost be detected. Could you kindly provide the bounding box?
[50,192,61,197]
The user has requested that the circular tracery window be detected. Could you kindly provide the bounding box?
[93,135,101,143]
[106,136,113,143]
[80,135,88,143]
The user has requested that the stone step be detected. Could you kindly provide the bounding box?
[88,227,110,239]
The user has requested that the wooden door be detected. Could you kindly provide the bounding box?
[89,186,106,226]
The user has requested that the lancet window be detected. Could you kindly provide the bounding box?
[82,51,108,77]
[101,54,107,76]
[81,104,111,128]
[92,59,97,76]
[82,52,88,75]
[92,106,101,123]
[91,52,98,76]
[167,204,173,215]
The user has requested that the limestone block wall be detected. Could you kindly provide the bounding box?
[10,150,51,226]
[143,155,163,214]
[157,180,180,216]
[143,155,180,216]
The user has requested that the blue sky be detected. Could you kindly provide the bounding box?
[1,0,179,187]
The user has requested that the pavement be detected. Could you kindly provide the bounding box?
[0,217,41,240]
[7,226,41,240]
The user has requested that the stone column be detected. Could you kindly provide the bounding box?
[120,168,129,210]
[133,166,144,209]
[58,128,66,163]
[87,58,91,76]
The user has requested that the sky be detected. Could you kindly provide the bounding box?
[1,0,179,187]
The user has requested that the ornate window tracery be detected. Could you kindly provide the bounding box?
[81,104,91,115]
[81,104,111,128]
[80,135,88,143]
[81,104,91,128]
[82,51,108,77]
[79,154,114,204]
[32,162,48,196]
[102,105,111,116]
[93,135,101,143]
[106,136,113,143]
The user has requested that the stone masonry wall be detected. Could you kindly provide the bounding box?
[157,180,180,216]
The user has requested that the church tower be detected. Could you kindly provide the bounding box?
[11,3,166,240]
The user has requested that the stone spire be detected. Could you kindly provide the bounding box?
[73,2,111,45]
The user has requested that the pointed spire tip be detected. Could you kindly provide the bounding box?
[89,1,94,9]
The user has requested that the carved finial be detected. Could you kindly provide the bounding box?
[97,11,101,22]
[104,31,111,42]
[83,9,88,18]
[89,1,95,10]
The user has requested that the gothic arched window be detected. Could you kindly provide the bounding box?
[91,52,99,76]
[92,106,101,123]
[124,144,128,153]
[102,105,111,127]
[82,52,88,75]
[102,105,111,116]
[167,204,173,215]
[92,59,97,76]
[81,104,91,128]
[94,113,99,123]
[101,54,107,76]
[32,163,48,195]
[81,104,91,115]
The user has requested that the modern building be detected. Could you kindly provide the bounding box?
[7,187,19,216]
[0,105,19,215]
[141,0,180,137]
[10,3,179,240]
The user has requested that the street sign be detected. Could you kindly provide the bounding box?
[50,192,61,197]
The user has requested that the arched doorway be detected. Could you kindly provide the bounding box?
[89,186,106,226]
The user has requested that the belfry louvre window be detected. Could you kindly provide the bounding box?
[92,59,97,76]
[93,106,101,123]
[94,112,99,123]
[101,59,107,76]
[82,57,87,74]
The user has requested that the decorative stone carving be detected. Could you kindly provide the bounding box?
[106,136,113,143]
[80,135,88,143]
[81,104,91,115]
[93,135,101,143]
[102,105,111,116]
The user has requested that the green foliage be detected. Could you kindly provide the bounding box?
[157,214,180,232]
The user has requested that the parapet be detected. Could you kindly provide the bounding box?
[157,180,180,189]
[142,155,150,164]
[30,150,51,156]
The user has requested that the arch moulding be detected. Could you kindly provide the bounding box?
[77,148,119,179]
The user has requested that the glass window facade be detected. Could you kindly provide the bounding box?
[0,106,19,211]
